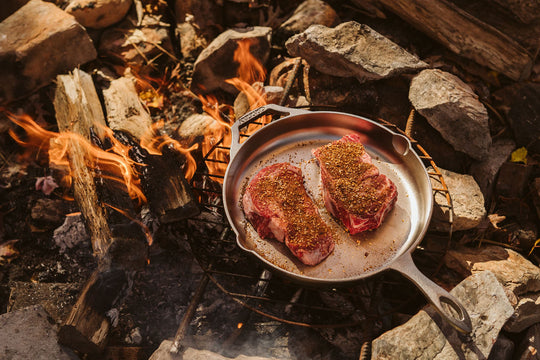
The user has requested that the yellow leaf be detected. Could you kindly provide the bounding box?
[511,147,528,164]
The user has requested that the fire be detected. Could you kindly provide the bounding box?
[199,38,272,182]
[140,120,198,181]
[8,112,147,205]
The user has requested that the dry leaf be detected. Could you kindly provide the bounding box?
[511,147,528,164]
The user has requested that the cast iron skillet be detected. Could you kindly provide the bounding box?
[222,104,472,333]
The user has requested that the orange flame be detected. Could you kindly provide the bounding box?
[140,120,198,181]
[7,112,146,205]
[200,38,271,182]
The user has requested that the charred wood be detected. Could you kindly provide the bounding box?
[376,0,533,81]
[53,69,147,355]
[53,68,113,259]
[114,130,200,224]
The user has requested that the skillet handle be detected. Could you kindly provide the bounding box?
[389,252,473,334]
[230,104,311,158]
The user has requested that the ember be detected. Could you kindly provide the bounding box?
[0,0,539,359]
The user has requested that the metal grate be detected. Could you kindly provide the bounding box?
[182,108,454,342]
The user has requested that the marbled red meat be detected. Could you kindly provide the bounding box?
[242,163,335,265]
[313,134,397,234]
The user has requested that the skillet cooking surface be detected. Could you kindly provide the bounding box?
[223,111,433,285]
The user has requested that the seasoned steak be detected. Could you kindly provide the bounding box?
[313,134,398,234]
[242,163,335,265]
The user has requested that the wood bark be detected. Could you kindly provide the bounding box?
[54,68,112,259]
[377,0,533,81]
[54,69,147,355]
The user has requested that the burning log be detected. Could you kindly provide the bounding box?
[53,68,114,259]
[376,0,533,81]
[102,76,199,223]
[53,69,147,355]
[114,130,200,223]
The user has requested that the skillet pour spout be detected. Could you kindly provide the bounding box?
[224,104,472,334]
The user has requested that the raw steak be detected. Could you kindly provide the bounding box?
[313,134,398,234]
[242,163,335,265]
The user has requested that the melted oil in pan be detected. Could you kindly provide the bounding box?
[241,139,418,282]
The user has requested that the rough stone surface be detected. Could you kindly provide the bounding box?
[444,245,540,296]
[0,305,80,359]
[371,271,514,360]
[8,282,81,323]
[409,69,492,160]
[429,167,486,231]
[149,341,280,360]
[191,26,272,95]
[176,21,208,60]
[53,213,90,253]
[65,0,133,29]
[0,0,97,104]
[99,24,173,68]
[275,0,339,43]
[285,21,427,83]
[504,292,540,333]
[470,138,516,200]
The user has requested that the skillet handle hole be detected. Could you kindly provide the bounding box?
[440,296,465,321]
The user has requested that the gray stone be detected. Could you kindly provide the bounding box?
[176,21,207,60]
[191,27,272,95]
[0,305,80,359]
[505,292,540,333]
[470,138,516,200]
[53,213,90,253]
[444,245,540,296]
[371,271,514,360]
[285,21,427,83]
[65,0,133,29]
[149,341,281,360]
[275,0,339,42]
[0,0,97,104]
[99,24,173,69]
[429,167,486,231]
[409,69,492,160]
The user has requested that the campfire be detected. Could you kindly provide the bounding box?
[1,0,539,359]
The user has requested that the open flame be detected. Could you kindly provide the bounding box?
[140,120,198,181]
[4,36,275,233]
[199,38,272,182]
[7,112,147,205]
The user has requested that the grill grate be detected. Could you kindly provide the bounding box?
[183,108,453,340]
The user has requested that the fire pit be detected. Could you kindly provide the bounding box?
[1,0,539,359]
